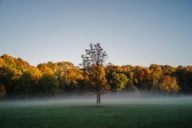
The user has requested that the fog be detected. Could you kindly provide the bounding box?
[1,93,192,107]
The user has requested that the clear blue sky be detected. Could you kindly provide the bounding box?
[0,0,192,66]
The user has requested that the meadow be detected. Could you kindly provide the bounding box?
[0,97,192,128]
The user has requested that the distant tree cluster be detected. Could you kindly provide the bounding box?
[0,53,192,98]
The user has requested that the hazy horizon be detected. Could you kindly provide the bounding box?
[0,0,192,66]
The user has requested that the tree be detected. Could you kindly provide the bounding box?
[15,72,33,98]
[176,66,192,93]
[37,64,54,75]
[0,67,14,96]
[81,43,107,104]
[159,75,180,94]
[38,74,59,96]
[149,64,163,90]
[111,72,128,92]
[133,66,150,90]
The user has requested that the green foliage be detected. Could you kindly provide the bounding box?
[110,72,128,91]
[15,72,33,97]
[38,74,59,96]
[0,67,15,95]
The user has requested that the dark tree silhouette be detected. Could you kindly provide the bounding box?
[81,43,107,104]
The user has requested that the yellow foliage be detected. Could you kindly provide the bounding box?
[29,67,42,79]
[38,64,54,75]
[159,75,179,93]
[0,58,5,67]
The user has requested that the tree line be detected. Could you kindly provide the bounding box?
[0,53,192,98]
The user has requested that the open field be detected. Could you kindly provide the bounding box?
[0,97,192,128]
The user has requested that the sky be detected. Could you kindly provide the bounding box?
[0,0,192,66]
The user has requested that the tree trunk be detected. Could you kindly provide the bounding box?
[96,80,100,104]
[96,65,101,104]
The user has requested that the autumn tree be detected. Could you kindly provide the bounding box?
[149,64,163,90]
[111,72,128,92]
[132,66,150,90]
[81,43,107,104]
[38,64,54,75]
[38,61,83,93]
[159,75,180,94]
[1,53,192,98]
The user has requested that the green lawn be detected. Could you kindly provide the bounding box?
[0,99,192,128]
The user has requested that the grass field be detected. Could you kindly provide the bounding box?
[0,97,192,128]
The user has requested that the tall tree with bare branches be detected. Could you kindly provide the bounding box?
[81,43,107,104]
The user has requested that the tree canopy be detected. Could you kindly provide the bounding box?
[0,53,192,98]
[81,43,107,104]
